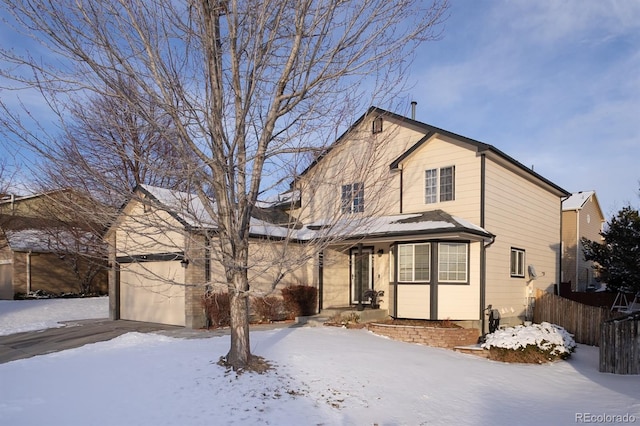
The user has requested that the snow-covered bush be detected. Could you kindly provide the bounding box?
[481,322,576,362]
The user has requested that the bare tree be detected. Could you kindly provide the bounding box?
[0,158,12,197]
[0,0,448,369]
[45,77,197,196]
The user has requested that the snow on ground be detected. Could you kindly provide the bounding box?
[0,299,639,425]
[0,297,108,336]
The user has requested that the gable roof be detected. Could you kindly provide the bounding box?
[297,106,568,196]
[132,185,304,235]
[562,191,604,224]
[562,191,595,211]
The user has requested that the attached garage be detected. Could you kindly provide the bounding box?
[119,260,186,326]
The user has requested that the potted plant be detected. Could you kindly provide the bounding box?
[364,289,384,309]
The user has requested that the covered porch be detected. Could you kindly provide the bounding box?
[315,210,494,322]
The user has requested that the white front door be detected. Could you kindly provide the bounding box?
[351,248,373,304]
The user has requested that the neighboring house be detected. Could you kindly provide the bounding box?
[0,191,108,299]
[108,106,569,333]
[561,191,605,292]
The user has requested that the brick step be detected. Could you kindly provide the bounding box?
[453,345,490,358]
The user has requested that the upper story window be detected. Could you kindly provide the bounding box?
[341,182,364,213]
[510,247,525,278]
[372,116,383,134]
[425,166,455,204]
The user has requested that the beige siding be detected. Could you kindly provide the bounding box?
[120,261,186,326]
[401,136,482,223]
[321,247,350,308]
[396,285,430,318]
[293,116,424,223]
[437,242,481,320]
[571,195,605,291]
[115,201,185,257]
[561,210,578,286]
[484,157,561,324]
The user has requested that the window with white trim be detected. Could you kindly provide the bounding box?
[510,248,525,278]
[425,169,437,204]
[425,166,455,204]
[398,243,430,282]
[438,242,468,282]
[341,182,364,213]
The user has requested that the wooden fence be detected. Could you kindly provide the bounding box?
[599,312,640,374]
[534,289,620,346]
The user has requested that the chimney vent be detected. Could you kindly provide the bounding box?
[411,101,417,120]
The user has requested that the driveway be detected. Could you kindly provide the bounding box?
[0,319,295,364]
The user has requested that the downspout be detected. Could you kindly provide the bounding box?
[399,165,403,214]
[480,154,487,335]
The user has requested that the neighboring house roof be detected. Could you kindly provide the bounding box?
[297,106,568,196]
[562,191,597,211]
[0,214,100,253]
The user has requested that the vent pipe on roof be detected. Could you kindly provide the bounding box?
[411,101,417,120]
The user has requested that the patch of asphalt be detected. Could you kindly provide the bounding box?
[0,319,299,364]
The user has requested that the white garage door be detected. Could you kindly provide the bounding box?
[120,261,186,326]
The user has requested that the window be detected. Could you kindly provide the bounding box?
[425,166,455,204]
[440,166,455,202]
[398,243,430,282]
[438,243,468,283]
[372,116,383,134]
[510,248,525,278]
[341,182,364,213]
[425,169,437,204]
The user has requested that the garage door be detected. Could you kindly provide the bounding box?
[0,261,12,300]
[120,260,186,326]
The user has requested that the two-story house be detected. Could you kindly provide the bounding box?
[107,106,569,332]
[561,191,605,292]
[290,107,569,330]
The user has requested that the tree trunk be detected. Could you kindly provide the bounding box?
[225,276,251,369]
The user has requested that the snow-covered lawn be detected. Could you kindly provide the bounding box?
[0,297,108,336]
[0,299,638,425]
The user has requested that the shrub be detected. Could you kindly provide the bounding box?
[251,296,284,323]
[281,285,317,319]
[202,292,231,328]
[481,322,576,363]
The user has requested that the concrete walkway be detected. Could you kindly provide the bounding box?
[0,319,297,364]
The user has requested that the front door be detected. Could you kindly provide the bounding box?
[350,248,373,304]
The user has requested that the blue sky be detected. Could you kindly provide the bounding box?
[407,0,640,215]
[2,1,639,216]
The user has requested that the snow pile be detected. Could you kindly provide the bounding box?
[482,322,576,357]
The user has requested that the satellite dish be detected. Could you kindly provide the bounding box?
[528,265,537,279]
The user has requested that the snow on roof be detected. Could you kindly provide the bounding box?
[562,191,595,211]
[138,185,492,242]
[297,210,492,241]
[4,228,100,253]
[139,185,217,228]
